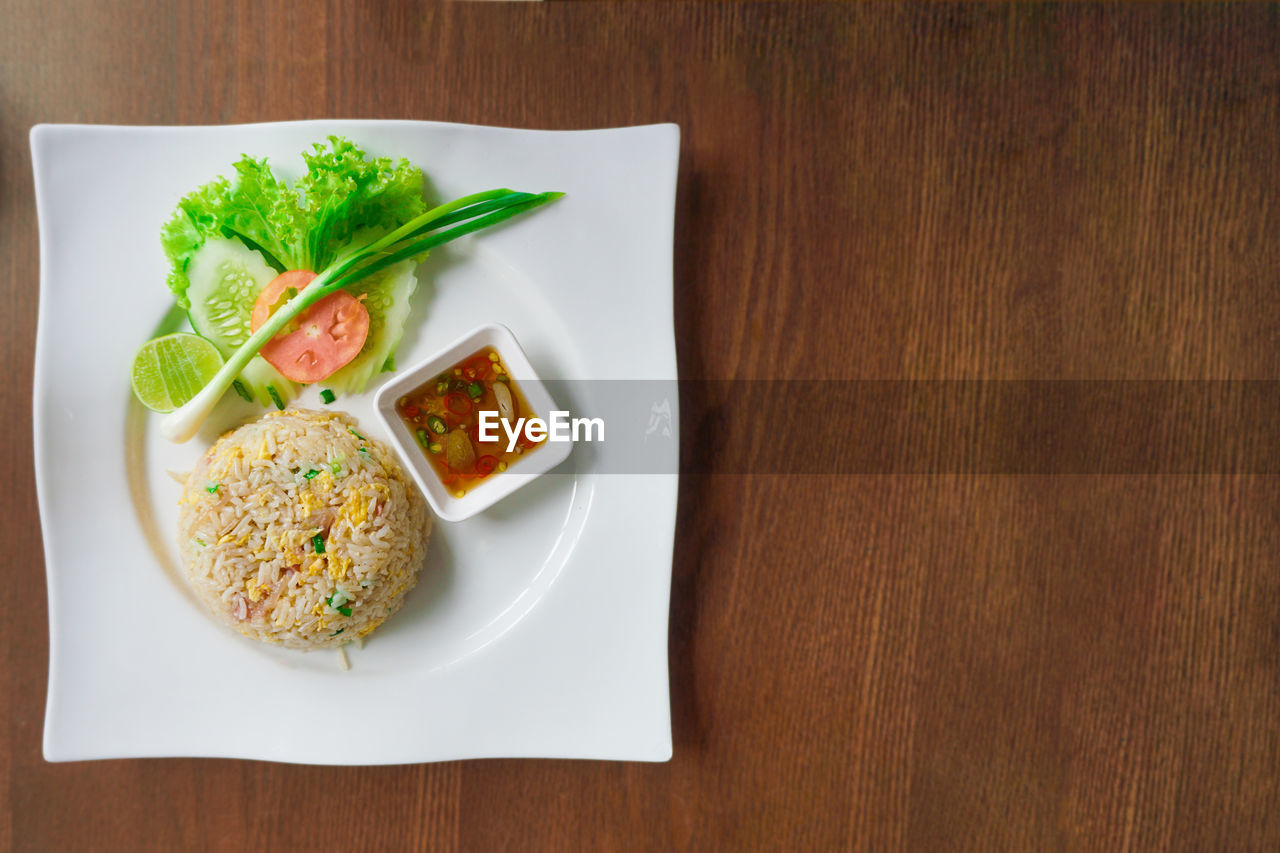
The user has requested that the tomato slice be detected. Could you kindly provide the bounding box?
[250,271,370,383]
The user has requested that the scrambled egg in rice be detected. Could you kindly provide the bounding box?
[176,409,430,650]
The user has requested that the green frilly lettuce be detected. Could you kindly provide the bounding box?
[160,137,427,308]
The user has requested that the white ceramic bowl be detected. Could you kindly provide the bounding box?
[374,322,572,522]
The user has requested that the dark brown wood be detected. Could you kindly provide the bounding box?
[4,2,1280,850]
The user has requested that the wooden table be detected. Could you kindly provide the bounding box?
[4,3,1279,849]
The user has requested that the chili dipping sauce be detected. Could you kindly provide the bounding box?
[395,349,544,497]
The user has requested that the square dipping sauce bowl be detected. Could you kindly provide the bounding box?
[374,322,572,522]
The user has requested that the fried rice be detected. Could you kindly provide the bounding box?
[176,408,430,650]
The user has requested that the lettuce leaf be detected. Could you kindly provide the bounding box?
[160,137,428,309]
[294,137,428,272]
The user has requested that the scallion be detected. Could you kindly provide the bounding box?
[206,483,219,494]
[320,389,336,405]
[312,535,325,554]
[159,189,563,443]
[231,380,253,403]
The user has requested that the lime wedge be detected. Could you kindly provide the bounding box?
[131,333,224,413]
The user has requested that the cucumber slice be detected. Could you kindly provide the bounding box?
[184,238,300,407]
[325,260,418,394]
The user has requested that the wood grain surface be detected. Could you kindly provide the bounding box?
[4,2,1280,850]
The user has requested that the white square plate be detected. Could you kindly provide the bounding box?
[31,120,680,763]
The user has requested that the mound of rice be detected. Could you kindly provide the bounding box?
[177,408,430,650]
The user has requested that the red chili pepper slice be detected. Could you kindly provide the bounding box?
[461,356,492,381]
[474,455,498,477]
[403,403,420,419]
[445,392,473,416]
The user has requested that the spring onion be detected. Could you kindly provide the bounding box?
[304,469,320,480]
[325,591,353,617]
[312,535,325,554]
[231,380,253,403]
[320,389,336,405]
[326,591,352,615]
[159,188,562,443]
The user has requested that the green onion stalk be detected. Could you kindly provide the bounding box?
[160,190,561,443]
